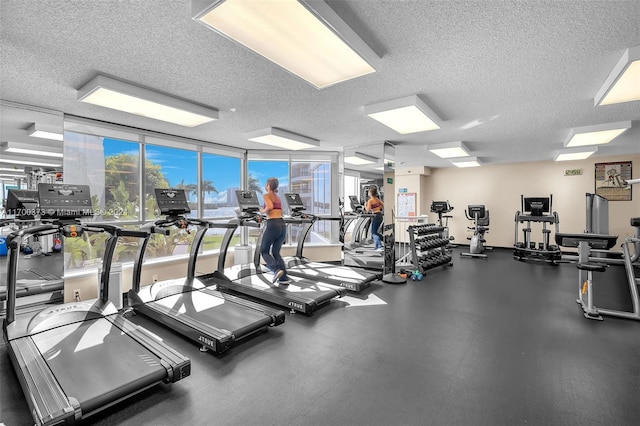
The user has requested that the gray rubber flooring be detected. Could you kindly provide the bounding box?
[2,247,639,425]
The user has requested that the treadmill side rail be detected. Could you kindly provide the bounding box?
[107,315,191,383]
[9,337,79,425]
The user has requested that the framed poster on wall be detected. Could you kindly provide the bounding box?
[595,161,632,201]
[397,192,416,217]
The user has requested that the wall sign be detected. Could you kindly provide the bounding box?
[564,169,582,176]
[397,192,416,217]
[595,161,632,201]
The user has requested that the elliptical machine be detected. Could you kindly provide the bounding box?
[461,205,490,259]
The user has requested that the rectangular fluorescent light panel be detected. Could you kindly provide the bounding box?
[594,46,640,106]
[365,95,441,134]
[0,157,62,167]
[2,141,63,158]
[26,123,63,141]
[451,157,480,168]
[554,147,597,162]
[344,152,377,165]
[192,0,379,89]
[564,121,631,147]
[429,141,470,159]
[78,75,219,127]
[245,127,320,150]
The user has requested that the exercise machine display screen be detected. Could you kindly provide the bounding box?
[523,197,550,216]
[284,193,305,212]
[467,205,486,219]
[235,190,260,212]
[431,201,452,213]
[38,183,93,218]
[155,188,190,216]
[5,189,39,218]
[349,195,363,211]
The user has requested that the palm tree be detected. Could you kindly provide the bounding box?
[175,180,197,201]
[248,174,263,194]
[202,180,219,196]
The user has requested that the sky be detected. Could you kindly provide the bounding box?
[104,138,289,203]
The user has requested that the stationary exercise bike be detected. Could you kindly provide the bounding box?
[430,200,454,241]
[461,205,490,259]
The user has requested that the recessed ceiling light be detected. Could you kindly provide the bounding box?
[594,46,640,106]
[344,152,378,165]
[192,0,380,89]
[1,141,63,158]
[428,141,471,159]
[364,95,442,134]
[245,127,320,150]
[554,147,598,162]
[450,157,481,167]
[0,157,62,167]
[564,121,632,147]
[26,123,63,141]
[77,74,219,127]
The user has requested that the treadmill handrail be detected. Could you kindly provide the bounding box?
[5,224,60,325]
[131,217,238,292]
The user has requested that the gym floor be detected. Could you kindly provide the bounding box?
[1,247,639,425]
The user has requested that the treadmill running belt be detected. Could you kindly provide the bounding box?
[31,317,167,415]
[148,290,273,333]
[233,273,338,299]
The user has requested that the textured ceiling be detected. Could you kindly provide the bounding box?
[1,0,639,170]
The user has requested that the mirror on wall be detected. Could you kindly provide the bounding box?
[341,142,385,271]
[0,101,64,202]
[0,101,65,307]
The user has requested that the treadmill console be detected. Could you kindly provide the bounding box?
[5,189,39,219]
[155,188,190,216]
[284,193,305,213]
[349,195,364,213]
[235,190,261,213]
[38,183,93,218]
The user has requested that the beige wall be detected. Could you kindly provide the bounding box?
[393,154,640,250]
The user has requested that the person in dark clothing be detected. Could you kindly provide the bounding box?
[259,177,290,285]
[365,187,384,251]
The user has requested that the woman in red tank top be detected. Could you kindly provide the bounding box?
[365,187,384,251]
[259,177,289,284]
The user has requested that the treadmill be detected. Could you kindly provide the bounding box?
[215,190,346,314]
[127,188,285,355]
[3,183,190,425]
[0,190,64,315]
[280,193,381,292]
[342,195,384,270]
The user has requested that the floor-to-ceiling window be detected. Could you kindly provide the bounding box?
[248,154,336,248]
[63,119,246,272]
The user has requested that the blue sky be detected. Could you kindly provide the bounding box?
[104,138,289,203]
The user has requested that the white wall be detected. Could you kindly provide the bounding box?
[393,154,640,250]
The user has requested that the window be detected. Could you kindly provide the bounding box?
[343,174,359,212]
[247,160,289,245]
[64,129,141,222]
[202,152,243,251]
[291,160,332,244]
[144,143,197,219]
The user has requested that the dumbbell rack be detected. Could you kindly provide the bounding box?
[407,223,453,274]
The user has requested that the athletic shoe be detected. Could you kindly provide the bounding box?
[278,279,291,286]
[375,247,384,252]
[272,269,285,283]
